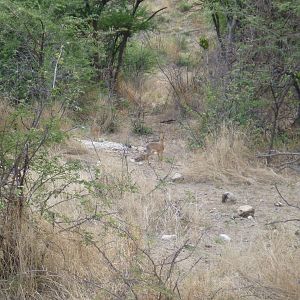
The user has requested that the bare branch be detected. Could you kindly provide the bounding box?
[145,7,167,23]
[274,184,300,210]
[256,151,300,158]
[52,45,64,89]
[265,218,300,225]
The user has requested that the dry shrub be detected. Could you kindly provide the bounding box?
[88,97,118,134]
[187,124,284,184]
[0,216,127,299]
[117,73,169,110]
[57,139,89,157]
[41,101,73,133]
[161,64,203,115]
[148,34,181,63]
[0,217,74,299]
[73,88,118,134]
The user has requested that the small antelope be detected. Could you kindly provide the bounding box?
[145,132,165,161]
[134,133,165,162]
[90,120,101,140]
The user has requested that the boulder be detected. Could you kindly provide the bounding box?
[219,234,231,242]
[171,172,184,183]
[237,205,255,217]
[161,234,177,241]
[222,192,237,203]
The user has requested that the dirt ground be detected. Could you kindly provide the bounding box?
[68,117,300,267]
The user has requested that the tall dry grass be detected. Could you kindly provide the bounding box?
[183,231,300,299]
[187,124,284,184]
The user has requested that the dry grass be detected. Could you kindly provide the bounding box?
[186,124,285,184]
[1,138,299,299]
[117,72,170,110]
[182,231,300,299]
[0,97,14,130]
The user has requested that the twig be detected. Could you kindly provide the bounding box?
[274,184,300,210]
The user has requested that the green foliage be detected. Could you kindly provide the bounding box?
[178,1,193,12]
[0,0,157,106]
[201,0,300,147]
[123,42,157,78]
[132,121,153,135]
[198,36,209,50]
[99,6,151,33]
[176,53,194,67]
[0,0,94,104]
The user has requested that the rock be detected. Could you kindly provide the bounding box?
[137,146,146,152]
[222,192,237,203]
[79,139,129,151]
[274,201,283,207]
[171,172,184,182]
[219,234,231,242]
[129,158,135,163]
[161,234,177,241]
[237,205,255,218]
[247,215,254,220]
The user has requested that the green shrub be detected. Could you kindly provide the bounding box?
[178,1,193,12]
[123,42,157,78]
[176,53,193,67]
[198,36,209,50]
[132,120,153,135]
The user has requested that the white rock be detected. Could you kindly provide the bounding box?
[238,205,255,217]
[161,234,177,241]
[219,234,231,242]
[274,201,283,207]
[137,146,146,152]
[222,192,237,203]
[129,158,135,163]
[171,173,184,182]
[78,139,129,151]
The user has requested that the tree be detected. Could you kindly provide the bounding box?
[202,0,300,149]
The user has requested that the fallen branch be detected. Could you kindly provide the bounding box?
[275,157,300,170]
[256,151,300,158]
[265,218,300,225]
[274,184,300,210]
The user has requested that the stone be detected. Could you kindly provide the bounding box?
[274,201,283,207]
[237,205,255,218]
[219,234,231,242]
[171,172,184,182]
[222,192,237,203]
[161,234,177,241]
[137,146,146,152]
